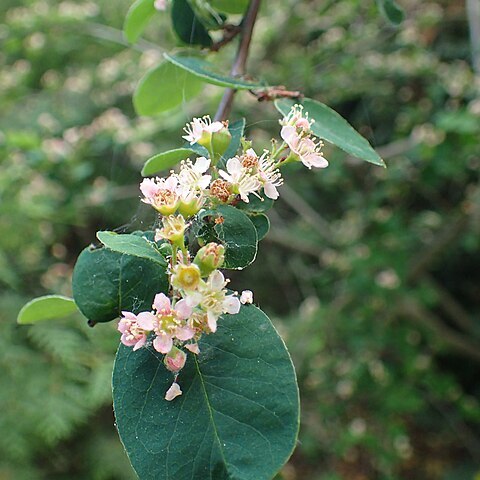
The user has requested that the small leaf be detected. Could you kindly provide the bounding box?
[112,305,299,480]
[222,117,245,160]
[275,98,385,167]
[200,205,258,269]
[249,213,270,241]
[72,246,169,323]
[376,0,405,25]
[208,0,248,14]
[165,54,265,89]
[124,0,156,44]
[96,232,167,265]
[171,0,212,47]
[17,295,79,325]
[142,148,198,176]
[134,61,204,116]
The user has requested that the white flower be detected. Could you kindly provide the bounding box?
[257,151,283,200]
[182,116,224,145]
[280,104,313,132]
[219,157,261,203]
[178,157,211,191]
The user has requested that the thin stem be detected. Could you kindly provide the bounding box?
[214,0,262,121]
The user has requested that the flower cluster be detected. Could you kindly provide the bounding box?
[118,106,328,400]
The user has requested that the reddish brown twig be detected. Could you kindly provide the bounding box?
[250,86,303,102]
[210,24,242,52]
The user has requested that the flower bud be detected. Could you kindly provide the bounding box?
[171,263,201,291]
[194,242,225,276]
[177,193,204,219]
[211,123,232,158]
[164,346,187,373]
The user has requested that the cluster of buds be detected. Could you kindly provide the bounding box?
[118,105,327,401]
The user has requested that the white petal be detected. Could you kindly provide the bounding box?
[224,295,241,314]
[194,157,211,173]
[165,382,182,401]
[264,182,279,200]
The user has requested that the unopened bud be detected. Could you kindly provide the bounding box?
[164,346,187,373]
[194,242,225,276]
[171,263,201,291]
[211,122,232,158]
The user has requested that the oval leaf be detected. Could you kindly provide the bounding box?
[165,54,265,89]
[134,61,204,116]
[17,295,79,325]
[200,205,258,269]
[275,98,385,167]
[112,305,299,480]
[97,232,167,265]
[124,0,156,44]
[72,247,169,323]
[171,0,212,47]
[376,0,405,25]
[209,0,248,14]
[142,148,199,176]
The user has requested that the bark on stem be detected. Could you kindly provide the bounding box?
[214,0,261,121]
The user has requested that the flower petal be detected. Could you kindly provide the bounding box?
[133,336,147,351]
[224,295,241,314]
[207,310,218,333]
[175,326,195,341]
[136,312,156,330]
[165,382,182,401]
[153,293,171,313]
[175,299,192,320]
[264,182,279,200]
[185,343,200,354]
[153,334,173,354]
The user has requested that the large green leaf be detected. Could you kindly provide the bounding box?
[222,118,245,161]
[165,54,265,89]
[275,98,385,167]
[208,0,248,14]
[113,305,299,480]
[96,232,167,265]
[142,148,198,176]
[171,0,212,47]
[17,295,79,325]
[200,205,258,269]
[133,61,204,116]
[376,0,405,25]
[72,246,169,324]
[124,0,156,44]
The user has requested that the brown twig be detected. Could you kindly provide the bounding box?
[210,24,242,52]
[214,0,262,121]
[250,86,302,102]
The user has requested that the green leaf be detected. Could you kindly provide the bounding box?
[96,232,167,265]
[222,118,245,160]
[113,305,299,480]
[142,148,199,176]
[72,246,169,323]
[171,0,212,47]
[134,61,204,116]
[200,205,258,269]
[124,0,156,44]
[249,213,270,241]
[237,190,274,214]
[165,54,265,89]
[17,295,79,325]
[208,0,248,14]
[275,98,385,167]
[376,0,405,25]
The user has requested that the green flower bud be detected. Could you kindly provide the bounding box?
[194,242,225,276]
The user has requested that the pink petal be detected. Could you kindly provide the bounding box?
[224,295,241,315]
[133,336,147,351]
[175,326,195,341]
[280,125,297,144]
[165,382,182,401]
[153,293,171,313]
[121,311,137,321]
[185,343,200,354]
[118,319,128,334]
[121,333,137,347]
[302,153,328,169]
[136,312,156,330]
[139,178,159,199]
[175,299,192,320]
[153,334,173,354]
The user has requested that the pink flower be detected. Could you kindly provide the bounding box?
[139,175,180,215]
[164,347,187,372]
[240,290,253,304]
[136,293,194,354]
[281,126,328,169]
[165,382,182,401]
[118,311,148,351]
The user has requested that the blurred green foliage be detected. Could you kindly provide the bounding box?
[1,0,479,479]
